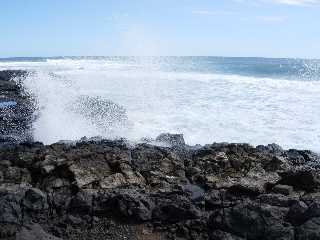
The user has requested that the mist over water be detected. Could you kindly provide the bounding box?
[0,57,320,151]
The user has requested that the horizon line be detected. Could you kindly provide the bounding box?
[0,55,319,61]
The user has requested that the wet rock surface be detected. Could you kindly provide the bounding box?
[0,70,34,143]
[0,137,319,240]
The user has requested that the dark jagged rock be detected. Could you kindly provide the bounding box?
[0,138,319,239]
[15,224,62,240]
[0,70,34,143]
[209,201,295,240]
[1,73,320,239]
[96,189,154,222]
[296,217,320,240]
[156,133,186,148]
[256,143,284,156]
[272,184,293,196]
[0,70,27,82]
[279,169,320,192]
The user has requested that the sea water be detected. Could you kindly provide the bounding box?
[0,56,319,151]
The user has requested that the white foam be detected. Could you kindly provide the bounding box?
[1,58,320,151]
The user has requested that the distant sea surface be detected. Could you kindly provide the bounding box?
[0,56,319,151]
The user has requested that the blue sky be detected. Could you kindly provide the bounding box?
[0,0,319,58]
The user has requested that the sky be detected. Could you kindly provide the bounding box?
[0,0,319,58]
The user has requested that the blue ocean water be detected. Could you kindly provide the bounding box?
[1,56,319,80]
[0,57,319,150]
[0,101,17,108]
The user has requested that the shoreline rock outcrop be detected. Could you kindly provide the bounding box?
[0,138,320,240]
[1,70,320,240]
[0,70,34,143]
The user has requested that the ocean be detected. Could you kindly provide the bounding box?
[0,56,319,151]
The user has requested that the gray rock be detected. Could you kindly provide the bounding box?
[153,194,201,223]
[303,202,320,221]
[259,194,298,207]
[68,189,97,215]
[287,201,308,225]
[16,224,62,240]
[296,217,320,240]
[97,190,154,222]
[279,169,320,192]
[0,70,34,143]
[210,230,244,240]
[256,143,284,155]
[273,185,293,196]
[156,133,185,147]
[23,188,48,211]
[0,131,320,239]
[209,202,294,240]
[0,185,27,225]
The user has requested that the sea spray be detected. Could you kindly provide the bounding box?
[1,57,320,151]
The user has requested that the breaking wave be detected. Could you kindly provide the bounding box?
[1,57,320,151]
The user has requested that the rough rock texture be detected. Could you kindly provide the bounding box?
[0,70,34,143]
[0,138,320,240]
[2,70,320,239]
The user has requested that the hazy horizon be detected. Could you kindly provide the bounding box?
[1,55,320,61]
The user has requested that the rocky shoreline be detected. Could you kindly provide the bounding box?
[0,70,34,143]
[1,70,320,240]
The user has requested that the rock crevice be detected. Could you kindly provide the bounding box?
[0,138,319,240]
